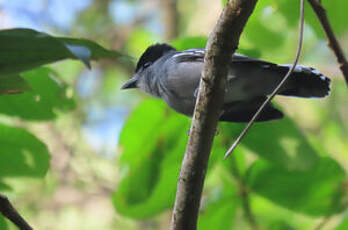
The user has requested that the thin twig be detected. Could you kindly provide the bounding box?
[0,194,33,230]
[307,0,348,86]
[229,155,258,230]
[170,0,258,229]
[224,0,305,159]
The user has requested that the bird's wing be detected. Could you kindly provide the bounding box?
[173,49,274,65]
[172,49,205,63]
[220,96,283,122]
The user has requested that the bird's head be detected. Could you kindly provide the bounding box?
[121,43,176,90]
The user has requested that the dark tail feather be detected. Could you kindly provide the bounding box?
[274,65,331,98]
[220,97,283,123]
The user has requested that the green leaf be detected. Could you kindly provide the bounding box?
[198,181,238,230]
[0,181,12,192]
[0,28,121,75]
[0,123,50,178]
[113,99,222,218]
[242,19,285,51]
[171,36,208,50]
[0,67,76,120]
[268,220,296,230]
[335,218,348,230]
[0,75,32,95]
[171,36,262,58]
[246,157,346,216]
[277,0,348,38]
[237,48,262,58]
[113,99,190,218]
[0,215,8,230]
[221,117,319,170]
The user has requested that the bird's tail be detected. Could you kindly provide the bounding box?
[275,64,331,98]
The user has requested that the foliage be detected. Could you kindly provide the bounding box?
[0,28,118,191]
[113,0,348,229]
[0,1,347,230]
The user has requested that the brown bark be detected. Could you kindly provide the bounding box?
[170,1,258,229]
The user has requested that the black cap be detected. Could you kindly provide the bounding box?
[135,43,176,72]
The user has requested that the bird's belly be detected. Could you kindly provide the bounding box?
[162,93,196,116]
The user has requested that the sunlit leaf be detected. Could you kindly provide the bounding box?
[246,157,346,216]
[198,179,238,230]
[171,36,208,50]
[0,28,121,75]
[0,123,50,178]
[171,36,261,58]
[335,218,348,230]
[113,99,190,218]
[221,117,319,170]
[0,67,76,120]
[243,19,285,51]
[237,48,262,58]
[113,99,222,218]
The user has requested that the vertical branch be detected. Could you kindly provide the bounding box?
[0,194,33,230]
[161,0,180,41]
[170,0,258,229]
[307,0,348,86]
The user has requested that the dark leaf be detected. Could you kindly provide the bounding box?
[0,181,12,192]
[0,67,76,120]
[0,75,32,95]
[246,157,346,216]
[0,28,122,75]
[0,123,50,178]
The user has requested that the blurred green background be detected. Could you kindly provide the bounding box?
[0,0,347,229]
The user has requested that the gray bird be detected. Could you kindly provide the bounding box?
[121,43,330,122]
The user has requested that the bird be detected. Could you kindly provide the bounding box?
[121,43,331,122]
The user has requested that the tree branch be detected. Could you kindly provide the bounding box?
[170,0,258,229]
[0,194,33,230]
[307,0,348,86]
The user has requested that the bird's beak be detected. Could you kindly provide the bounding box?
[121,76,138,90]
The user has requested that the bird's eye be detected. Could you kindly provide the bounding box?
[143,62,152,69]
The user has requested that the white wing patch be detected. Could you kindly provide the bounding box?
[172,49,205,58]
[279,64,329,81]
